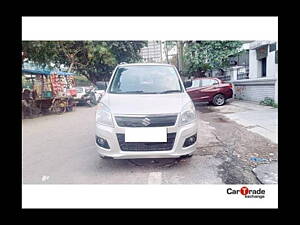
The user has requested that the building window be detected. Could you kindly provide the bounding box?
[261,57,267,77]
[237,67,249,80]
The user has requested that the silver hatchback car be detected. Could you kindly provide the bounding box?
[95,63,198,159]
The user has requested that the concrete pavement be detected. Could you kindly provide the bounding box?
[211,100,278,144]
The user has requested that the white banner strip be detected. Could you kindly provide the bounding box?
[22,17,278,41]
[22,184,278,208]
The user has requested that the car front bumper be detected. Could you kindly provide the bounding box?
[95,121,198,159]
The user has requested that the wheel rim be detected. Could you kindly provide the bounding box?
[215,95,225,105]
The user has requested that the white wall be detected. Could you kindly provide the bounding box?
[239,41,278,104]
[249,49,258,79]
[234,84,275,102]
[274,44,278,104]
[267,49,276,78]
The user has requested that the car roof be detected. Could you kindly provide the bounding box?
[193,77,219,80]
[117,63,174,67]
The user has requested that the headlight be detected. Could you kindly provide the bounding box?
[96,103,114,127]
[179,102,196,126]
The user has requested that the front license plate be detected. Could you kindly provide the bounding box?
[125,127,167,142]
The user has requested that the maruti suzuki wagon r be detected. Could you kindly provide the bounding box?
[95,63,198,159]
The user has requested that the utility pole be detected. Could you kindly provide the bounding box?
[177,41,184,73]
[164,41,169,64]
[160,41,163,63]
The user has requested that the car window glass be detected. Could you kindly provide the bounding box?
[76,87,84,93]
[190,80,200,88]
[201,79,217,87]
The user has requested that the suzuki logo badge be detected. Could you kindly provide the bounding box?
[142,117,151,126]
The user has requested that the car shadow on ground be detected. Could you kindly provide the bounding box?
[97,157,193,170]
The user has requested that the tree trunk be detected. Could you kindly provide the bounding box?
[177,41,184,72]
[67,60,74,73]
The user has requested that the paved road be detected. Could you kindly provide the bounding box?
[22,103,278,184]
[212,100,278,144]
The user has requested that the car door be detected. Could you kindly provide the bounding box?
[186,79,202,101]
[197,79,220,102]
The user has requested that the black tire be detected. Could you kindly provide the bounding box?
[99,155,112,159]
[212,94,226,106]
[180,154,193,159]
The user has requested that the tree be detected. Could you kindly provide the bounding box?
[107,41,147,63]
[22,41,147,83]
[163,41,177,64]
[183,41,243,77]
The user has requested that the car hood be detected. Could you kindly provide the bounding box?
[100,93,192,115]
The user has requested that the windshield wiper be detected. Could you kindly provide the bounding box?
[159,90,182,94]
[121,91,160,94]
[118,91,145,94]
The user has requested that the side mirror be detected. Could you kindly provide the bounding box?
[184,81,192,89]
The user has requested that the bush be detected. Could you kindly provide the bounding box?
[74,75,92,87]
[259,97,278,108]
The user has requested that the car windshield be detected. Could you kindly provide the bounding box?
[109,65,183,94]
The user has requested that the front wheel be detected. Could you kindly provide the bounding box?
[212,94,225,106]
[180,154,193,159]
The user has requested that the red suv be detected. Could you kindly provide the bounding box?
[185,78,233,106]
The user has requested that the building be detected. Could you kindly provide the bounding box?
[212,41,278,104]
[140,41,163,63]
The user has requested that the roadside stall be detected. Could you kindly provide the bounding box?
[22,69,77,118]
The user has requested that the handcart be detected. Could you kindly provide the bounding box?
[22,69,77,118]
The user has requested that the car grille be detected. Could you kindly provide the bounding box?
[115,114,178,127]
[116,133,176,151]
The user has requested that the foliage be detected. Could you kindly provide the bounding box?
[259,97,278,108]
[22,41,60,69]
[74,75,92,87]
[107,41,147,63]
[22,41,147,83]
[183,41,243,77]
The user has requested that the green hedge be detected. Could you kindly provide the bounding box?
[74,75,92,87]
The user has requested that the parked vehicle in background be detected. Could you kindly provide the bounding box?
[185,78,233,106]
[94,81,108,103]
[74,86,97,106]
